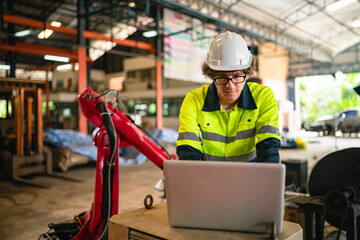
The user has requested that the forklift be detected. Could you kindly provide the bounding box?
[0,77,52,187]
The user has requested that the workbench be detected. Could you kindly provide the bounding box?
[109,202,303,240]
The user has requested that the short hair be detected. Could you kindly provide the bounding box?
[201,57,257,79]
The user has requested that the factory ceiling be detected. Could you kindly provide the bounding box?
[1,0,360,74]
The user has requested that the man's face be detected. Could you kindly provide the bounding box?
[214,70,248,107]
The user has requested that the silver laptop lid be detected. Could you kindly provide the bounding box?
[164,160,285,234]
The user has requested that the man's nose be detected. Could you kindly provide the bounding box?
[226,78,235,87]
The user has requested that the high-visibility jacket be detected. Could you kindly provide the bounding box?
[176,82,281,162]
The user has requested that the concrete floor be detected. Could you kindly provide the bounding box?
[0,133,359,240]
[0,161,165,240]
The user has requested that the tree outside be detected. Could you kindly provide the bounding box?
[297,72,360,126]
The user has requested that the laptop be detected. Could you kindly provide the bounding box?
[163,160,285,234]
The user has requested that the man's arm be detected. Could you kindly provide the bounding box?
[255,137,280,163]
[254,86,281,163]
[177,145,203,160]
[176,91,203,160]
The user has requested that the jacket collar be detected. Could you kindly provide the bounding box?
[202,82,257,112]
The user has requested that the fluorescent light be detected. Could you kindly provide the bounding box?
[44,55,70,62]
[143,30,157,38]
[38,29,53,39]
[56,64,72,71]
[326,0,356,12]
[129,1,136,7]
[352,19,360,28]
[15,29,32,37]
[0,64,10,70]
[50,21,62,27]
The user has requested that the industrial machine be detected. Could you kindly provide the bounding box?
[286,148,360,240]
[40,88,174,240]
[0,78,53,188]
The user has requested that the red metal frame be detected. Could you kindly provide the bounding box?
[72,127,120,240]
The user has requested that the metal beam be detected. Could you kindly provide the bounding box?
[83,31,155,52]
[0,42,92,61]
[29,62,68,71]
[289,62,360,77]
[3,13,155,53]
[151,0,332,62]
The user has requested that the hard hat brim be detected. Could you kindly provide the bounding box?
[206,55,252,71]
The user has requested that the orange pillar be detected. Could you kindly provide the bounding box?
[37,88,43,154]
[78,46,88,134]
[156,59,163,129]
[45,70,50,127]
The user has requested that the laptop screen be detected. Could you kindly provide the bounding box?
[164,160,285,234]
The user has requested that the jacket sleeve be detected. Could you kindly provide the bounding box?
[254,87,281,145]
[253,86,281,163]
[176,91,203,160]
[176,145,203,160]
[255,137,281,163]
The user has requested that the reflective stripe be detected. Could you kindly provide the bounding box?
[256,125,280,136]
[202,128,255,144]
[177,132,201,142]
[234,128,256,141]
[202,132,227,143]
[203,150,256,162]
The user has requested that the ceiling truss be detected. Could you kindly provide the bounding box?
[152,0,333,62]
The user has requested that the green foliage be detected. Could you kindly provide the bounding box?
[0,99,11,118]
[298,72,360,124]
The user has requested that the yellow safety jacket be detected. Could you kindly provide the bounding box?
[177,82,281,162]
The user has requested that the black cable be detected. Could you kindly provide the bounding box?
[38,231,52,240]
[97,90,172,160]
[97,91,118,240]
[103,89,172,160]
[132,119,172,160]
[323,191,349,240]
[335,201,348,240]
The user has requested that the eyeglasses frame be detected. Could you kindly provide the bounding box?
[212,72,248,85]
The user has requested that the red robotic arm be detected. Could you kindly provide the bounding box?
[78,87,170,169]
[42,88,174,240]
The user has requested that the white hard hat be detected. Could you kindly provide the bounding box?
[205,31,252,71]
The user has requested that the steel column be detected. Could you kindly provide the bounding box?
[78,0,88,134]
[7,0,15,77]
[45,70,50,127]
[155,6,163,129]
[85,0,91,88]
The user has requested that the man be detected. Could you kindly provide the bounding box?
[176,31,281,163]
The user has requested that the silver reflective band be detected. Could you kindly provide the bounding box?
[203,150,256,162]
[177,132,201,142]
[202,128,255,144]
[255,125,280,136]
[190,125,278,144]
